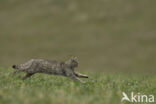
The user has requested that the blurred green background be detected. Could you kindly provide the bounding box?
[0,0,156,73]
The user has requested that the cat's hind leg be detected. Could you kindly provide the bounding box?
[22,73,34,80]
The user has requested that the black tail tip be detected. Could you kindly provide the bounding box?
[12,65,16,69]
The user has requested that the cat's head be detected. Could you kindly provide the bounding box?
[65,56,79,68]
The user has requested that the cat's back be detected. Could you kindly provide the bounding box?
[32,59,63,74]
[32,59,58,65]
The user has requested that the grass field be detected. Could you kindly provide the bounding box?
[0,68,156,104]
[0,0,156,104]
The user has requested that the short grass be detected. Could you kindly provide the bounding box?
[0,67,155,104]
[0,0,156,104]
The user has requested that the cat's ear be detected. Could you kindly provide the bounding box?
[71,56,78,61]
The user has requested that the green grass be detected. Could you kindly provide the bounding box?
[0,0,156,103]
[0,67,155,104]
